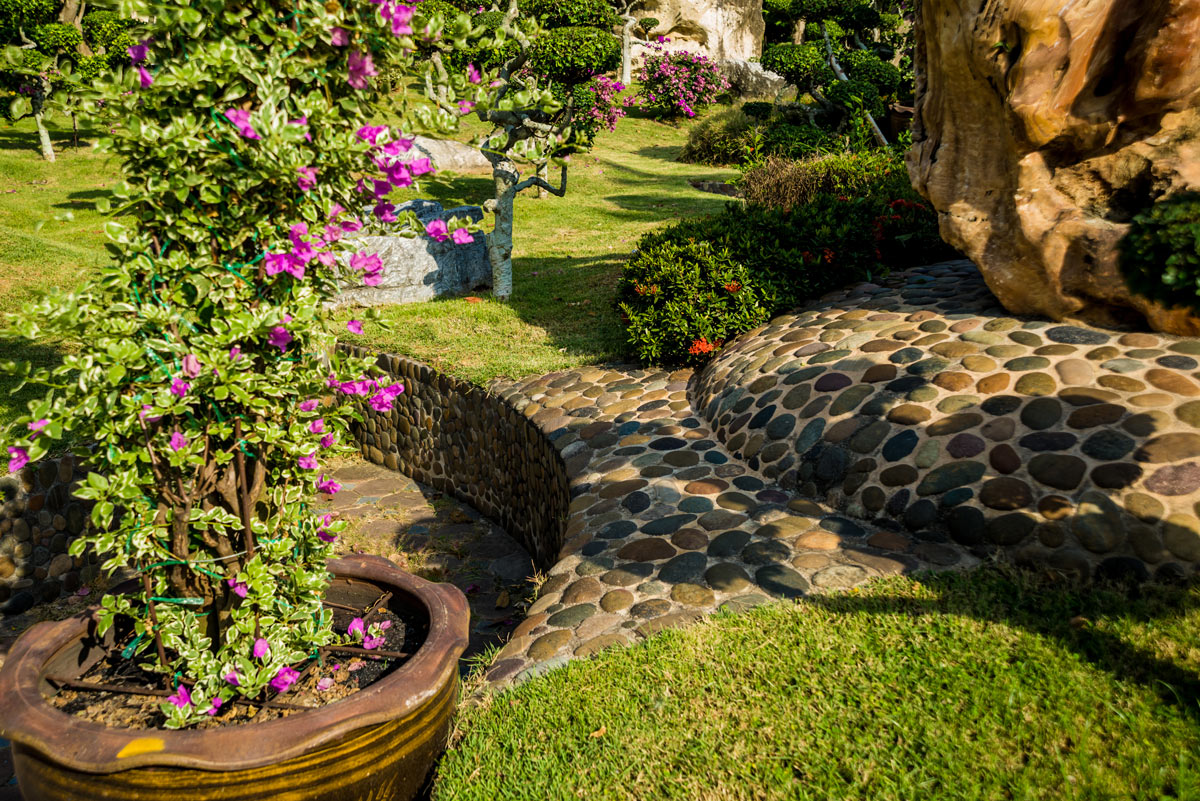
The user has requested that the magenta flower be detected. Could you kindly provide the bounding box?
[348,617,365,638]
[206,698,223,716]
[317,677,335,691]
[425,219,449,242]
[318,529,337,543]
[372,178,393,200]
[317,474,341,495]
[127,42,149,64]
[170,378,190,397]
[224,108,260,140]
[380,381,405,399]
[300,399,319,412]
[265,251,297,278]
[363,635,386,650]
[328,202,347,220]
[346,320,364,336]
[408,157,433,177]
[229,345,242,360]
[168,431,188,452]
[356,125,387,144]
[253,638,270,658]
[340,217,363,233]
[379,137,414,156]
[28,419,49,436]
[140,405,161,422]
[317,251,337,267]
[7,447,29,473]
[451,227,474,245]
[368,393,394,412]
[309,418,326,434]
[349,252,382,274]
[224,671,240,686]
[467,63,481,84]
[297,166,318,192]
[386,3,414,35]
[226,578,248,598]
[385,162,413,189]
[320,434,336,449]
[298,453,319,470]
[182,354,202,377]
[457,100,475,115]
[167,684,191,708]
[137,67,154,88]
[363,270,384,287]
[267,326,292,352]
[347,50,377,89]
[331,27,350,46]
[374,201,397,223]
[270,666,300,693]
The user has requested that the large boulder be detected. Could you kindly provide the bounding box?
[632,0,764,62]
[403,135,492,174]
[334,200,491,307]
[906,0,1200,335]
[720,58,787,99]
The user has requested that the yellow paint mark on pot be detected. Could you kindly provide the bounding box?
[116,738,165,759]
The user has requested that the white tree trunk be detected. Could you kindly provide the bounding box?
[34,110,55,163]
[536,162,549,199]
[621,15,637,85]
[483,154,518,300]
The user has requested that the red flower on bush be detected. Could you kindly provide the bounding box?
[688,337,716,356]
[822,248,835,263]
[724,281,742,293]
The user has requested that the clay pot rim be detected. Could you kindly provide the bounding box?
[0,554,469,774]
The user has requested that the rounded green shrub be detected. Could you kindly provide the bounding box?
[825,77,885,118]
[445,10,519,72]
[0,0,55,39]
[741,101,774,120]
[81,10,134,53]
[29,22,82,54]
[616,240,771,366]
[842,48,901,97]
[679,108,756,165]
[527,26,620,86]
[1120,191,1200,313]
[638,17,659,36]
[519,0,618,30]
[760,42,833,92]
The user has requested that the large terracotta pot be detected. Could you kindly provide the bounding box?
[0,554,469,801]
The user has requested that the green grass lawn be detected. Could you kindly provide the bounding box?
[435,568,1200,801]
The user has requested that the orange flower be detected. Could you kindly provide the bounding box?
[724,281,742,293]
[688,337,716,356]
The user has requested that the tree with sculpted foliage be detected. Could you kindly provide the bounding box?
[1,0,496,728]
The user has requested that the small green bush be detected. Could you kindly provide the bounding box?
[1120,191,1200,313]
[519,0,617,30]
[638,17,659,37]
[81,10,134,53]
[527,26,620,87]
[104,30,138,68]
[0,0,55,39]
[29,23,82,54]
[616,241,772,366]
[679,108,756,165]
[741,148,909,211]
[824,77,885,118]
[741,101,773,120]
[444,10,519,72]
[760,42,833,93]
[842,48,901,97]
[760,117,838,159]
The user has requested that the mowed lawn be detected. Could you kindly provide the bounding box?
[0,105,734,430]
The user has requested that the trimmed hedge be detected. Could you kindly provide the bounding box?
[519,0,618,30]
[527,26,620,87]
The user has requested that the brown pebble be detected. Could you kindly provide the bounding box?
[976,374,1010,394]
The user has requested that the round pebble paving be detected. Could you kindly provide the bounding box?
[472,259,1200,688]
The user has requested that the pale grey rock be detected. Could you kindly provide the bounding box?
[403,136,492,174]
[721,58,786,98]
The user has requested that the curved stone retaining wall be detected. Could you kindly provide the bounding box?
[343,347,570,569]
[0,455,101,612]
[692,261,1200,583]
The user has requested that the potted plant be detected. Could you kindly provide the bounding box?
[0,0,525,797]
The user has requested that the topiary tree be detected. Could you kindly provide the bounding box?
[3,0,487,728]
[426,0,621,297]
[520,0,618,30]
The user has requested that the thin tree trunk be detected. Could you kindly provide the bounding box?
[34,105,55,163]
[483,153,518,300]
[620,14,637,86]
[536,162,548,199]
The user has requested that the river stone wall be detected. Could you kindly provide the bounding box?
[343,347,570,569]
[0,455,101,613]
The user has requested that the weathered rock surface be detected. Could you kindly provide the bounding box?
[907,0,1200,335]
[720,57,787,99]
[334,200,490,306]
[631,0,764,62]
[403,135,492,174]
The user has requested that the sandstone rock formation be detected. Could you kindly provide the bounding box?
[906,0,1200,335]
[631,0,764,62]
[334,200,491,306]
[720,58,788,98]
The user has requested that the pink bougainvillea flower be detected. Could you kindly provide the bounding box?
[349,252,382,274]
[127,42,149,64]
[320,434,336,449]
[270,666,300,693]
[363,634,386,650]
[253,638,270,658]
[137,66,154,88]
[206,698,223,716]
[224,671,240,686]
[457,100,475,115]
[362,270,384,287]
[356,125,387,145]
[170,378,190,397]
[167,684,191,708]
[317,677,335,691]
[368,393,394,412]
[226,578,248,598]
[346,320,364,335]
[328,202,347,221]
[386,3,415,35]
[467,63,482,84]
[385,162,413,189]
[297,166,318,192]
[340,217,363,233]
[168,431,188,452]
[407,157,433,177]
[139,404,161,422]
[347,50,377,89]
[300,399,320,412]
[424,219,449,242]
[298,452,319,470]
[380,382,405,399]
[378,137,414,157]
[450,227,474,245]
[348,617,365,638]
[27,419,49,436]
[265,251,296,278]
[372,178,393,200]
[317,251,336,267]
[374,201,397,223]
[317,528,337,543]
[229,345,242,360]
[317,474,341,495]
[267,326,293,352]
[224,108,260,140]
[7,447,29,473]
[309,418,326,434]
[379,620,392,630]
[330,27,350,46]
[182,353,202,377]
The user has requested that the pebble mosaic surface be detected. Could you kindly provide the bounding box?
[474,260,1200,686]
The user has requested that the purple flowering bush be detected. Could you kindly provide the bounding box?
[1,0,492,728]
[633,41,728,119]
